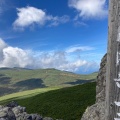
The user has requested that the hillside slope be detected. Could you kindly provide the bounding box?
[0,82,96,120]
[0,68,97,96]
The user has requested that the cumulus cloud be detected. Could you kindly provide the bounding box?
[0,39,34,68]
[13,6,46,28]
[0,38,7,50]
[13,6,70,30]
[36,51,89,72]
[68,0,108,19]
[0,38,99,73]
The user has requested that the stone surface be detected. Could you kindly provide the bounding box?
[0,105,16,120]
[81,102,105,120]
[96,54,106,103]
[81,54,107,120]
[0,101,62,120]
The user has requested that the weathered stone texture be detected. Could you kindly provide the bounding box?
[96,54,107,103]
[81,102,105,120]
[0,101,62,120]
[81,54,107,120]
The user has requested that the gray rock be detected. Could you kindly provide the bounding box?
[2,107,10,113]
[81,102,105,120]
[26,115,32,120]
[31,114,42,120]
[31,114,36,120]
[35,116,43,120]
[7,108,16,120]
[12,106,26,115]
[6,101,18,108]
[0,111,7,118]
[81,54,107,120]
[0,101,58,120]
[0,106,3,110]
[0,118,6,120]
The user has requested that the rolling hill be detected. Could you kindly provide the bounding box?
[0,67,98,96]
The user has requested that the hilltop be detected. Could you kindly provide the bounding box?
[0,67,98,96]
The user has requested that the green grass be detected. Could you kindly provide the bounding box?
[0,68,97,119]
[0,82,96,120]
[0,87,61,102]
[0,68,98,96]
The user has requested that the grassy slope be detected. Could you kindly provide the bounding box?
[0,82,96,120]
[0,87,60,102]
[0,68,98,96]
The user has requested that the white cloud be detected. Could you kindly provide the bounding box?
[14,6,46,28]
[36,51,89,72]
[0,38,7,50]
[13,6,70,30]
[2,47,34,68]
[66,45,94,53]
[0,38,7,62]
[0,39,34,68]
[69,0,108,19]
[0,38,99,73]
[48,15,70,27]
[74,21,88,27]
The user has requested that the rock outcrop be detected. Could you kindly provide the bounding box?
[81,54,107,120]
[0,101,61,120]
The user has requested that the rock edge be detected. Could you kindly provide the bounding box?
[0,101,62,120]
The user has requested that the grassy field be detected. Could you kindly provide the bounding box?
[0,87,61,102]
[0,82,96,120]
[0,68,98,96]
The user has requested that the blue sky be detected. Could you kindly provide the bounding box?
[0,0,108,74]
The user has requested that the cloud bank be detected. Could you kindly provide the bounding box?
[0,38,99,73]
[13,6,70,30]
[69,0,108,19]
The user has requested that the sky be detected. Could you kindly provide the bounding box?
[0,0,108,74]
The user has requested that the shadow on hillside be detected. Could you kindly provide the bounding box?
[0,74,5,77]
[0,87,15,96]
[14,78,46,89]
[65,79,94,85]
[0,77,11,84]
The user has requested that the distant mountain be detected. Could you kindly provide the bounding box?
[0,68,98,96]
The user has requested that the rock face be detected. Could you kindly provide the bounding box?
[0,101,60,120]
[81,54,107,120]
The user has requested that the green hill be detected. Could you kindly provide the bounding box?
[0,67,98,96]
[0,82,96,120]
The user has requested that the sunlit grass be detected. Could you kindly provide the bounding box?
[0,87,60,102]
